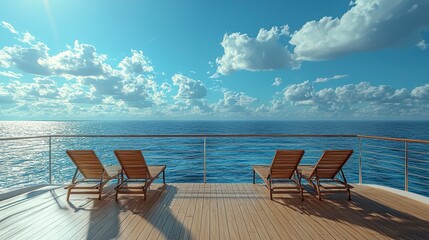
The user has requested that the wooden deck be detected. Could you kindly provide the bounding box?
[1,184,428,240]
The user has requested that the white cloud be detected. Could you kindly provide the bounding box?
[417,40,428,50]
[272,81,429,118]
[0,42,51,74]
[411,83,429,99]
[214,90,257,113]
[172,74,207,99]
[19,32,36,44]
[272,77,282,86]
[290,0,429,60]
[284,81,314,101]
[118,50,154,74]
[45,40,109,76]
[215,26,299,75]
[0,71,22,79]
[1,21,18,34]
[314,74,348,83]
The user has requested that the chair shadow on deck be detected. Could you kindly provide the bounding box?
[272,186,429,240]
[72,185,190,240]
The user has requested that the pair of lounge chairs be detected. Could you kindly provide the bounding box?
[253,150,353,201]
[65,150,166,201]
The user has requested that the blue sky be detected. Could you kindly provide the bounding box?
[0,0,429,120]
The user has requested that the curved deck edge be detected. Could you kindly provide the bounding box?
[361,184,429,205]
[0,184,52,201]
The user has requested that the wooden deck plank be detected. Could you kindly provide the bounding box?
[116,184,174,240]
[122,184,177,240]
[199,183,211,240]
[234,183,261,240]
[182,183,199,240]
[0,184,428,240]
[220,184,240,240]
[243,183,283,240]
[164,183,192,240]
[189,182,204,239]
[225,183,251,240]
[209,183,220,240]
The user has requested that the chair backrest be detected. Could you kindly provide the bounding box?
[66,150,109,179]
[310,150,354,179]
[270,150,305,179]
[114,150,151,179]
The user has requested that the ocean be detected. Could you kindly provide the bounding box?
[0,120,428,196]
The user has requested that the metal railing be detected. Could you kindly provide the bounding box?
[0,134,428,197]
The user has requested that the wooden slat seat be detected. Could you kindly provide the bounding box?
[299,150,354,200]
[114,150,166,201]
[252,150,305,200]
[65,150,121,201]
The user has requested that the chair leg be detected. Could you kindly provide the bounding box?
[340,169,351,201]
[315,178,322,200]
[67,188,71,201]
[347,185,351,201]
[269,179,273,200]
[252,170,255,184]
[163,170,166,185]
[297,172,304,201]
[98,186,103,200]
[144,187,147,201]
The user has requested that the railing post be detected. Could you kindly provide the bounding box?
[203,137,206,184]
[405,142,408,191]
[358,137,362,185]
[49,136,52,185]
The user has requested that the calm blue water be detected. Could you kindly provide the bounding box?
[0,120,428,196]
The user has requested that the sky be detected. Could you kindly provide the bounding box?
[0,0,429,120]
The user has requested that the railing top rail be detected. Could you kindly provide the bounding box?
[0,134,358,141]
[1,134,428,144]
[358,135,429,144]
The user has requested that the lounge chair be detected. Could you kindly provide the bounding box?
[65,150,121,201]
[252,150,305,200]
[114,150,166,201]
[299,150,354,200]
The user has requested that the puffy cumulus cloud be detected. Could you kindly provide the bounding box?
[0,39,109,76]
[215,26,299,75]
[2,77,60,100]
[314,74,348,83]
[27,77,59,98]
[273,81,429,117]
[44,41,109,76]
[172,74,207,99]
[290,0,429,61]
[19,32,36,44]
[119,50,154,75]
[0,22,173,114]
[0,42,51,74]
[214,90,257,113]
[284,81,314,101]
[272,77,282,86]
[411,83,429,99]
[168,98,213,116]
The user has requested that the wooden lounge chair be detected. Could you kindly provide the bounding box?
[114,150,166,201]
[299,150,354,200]
[65,150,121,201]
[252,150,305,200]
